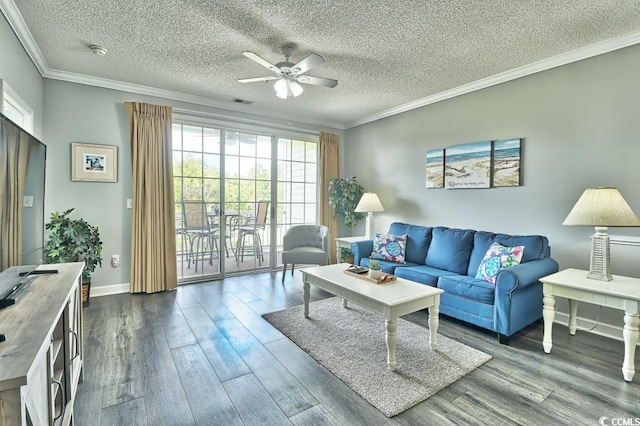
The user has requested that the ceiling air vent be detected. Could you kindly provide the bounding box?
[231,98,253,105]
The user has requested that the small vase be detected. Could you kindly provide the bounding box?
[368,269,384,280]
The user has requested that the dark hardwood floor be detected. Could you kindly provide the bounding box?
[74,271,640,425]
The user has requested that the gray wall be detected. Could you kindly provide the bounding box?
[43,79,344,288]
[0,14,43,137]
[344,43,640,328]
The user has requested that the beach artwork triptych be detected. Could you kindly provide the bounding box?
[426,138,521,189]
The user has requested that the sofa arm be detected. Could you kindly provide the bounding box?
[351,240,373,266]
[494,257,559,336]
[495,257,560,295]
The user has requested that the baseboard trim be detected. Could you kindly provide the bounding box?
[553,311,639,345]
[91,283,130,297]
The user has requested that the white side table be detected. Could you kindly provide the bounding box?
[334,236,367,264]
[539,268,640,382]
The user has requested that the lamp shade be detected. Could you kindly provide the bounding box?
[562,187,640,227]
[354,193,385,213]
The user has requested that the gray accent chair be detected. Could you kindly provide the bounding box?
[281,225,329,283]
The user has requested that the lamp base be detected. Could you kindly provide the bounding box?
[364,212,373,239]
[587,227,612,281]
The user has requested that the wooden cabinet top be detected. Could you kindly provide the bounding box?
[0,263,83,390]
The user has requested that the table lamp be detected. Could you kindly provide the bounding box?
[354,193,385,239]
[562,187,640,281]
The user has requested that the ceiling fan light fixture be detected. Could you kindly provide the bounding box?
[274,78,304,99]
[274,78,287,93]
[240,46,336,98]
[289,81,303,97]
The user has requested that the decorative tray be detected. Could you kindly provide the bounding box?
[343,266,397,284]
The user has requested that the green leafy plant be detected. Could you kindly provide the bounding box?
[368,259,381,271]
[328,177,365,236]
[340,247,353,259]
[44,208,103,281]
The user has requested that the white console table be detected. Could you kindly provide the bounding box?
[540,268,640,382]
[334,236,367,263]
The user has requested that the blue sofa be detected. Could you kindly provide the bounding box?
[351,222,559,343]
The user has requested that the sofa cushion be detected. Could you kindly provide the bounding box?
[475,242,525,284]
[495,234,547,263]
[388,222,432,265]
[438,275,495,305]
[393,265,451,287]
[467,231,497,276]
[425,227,475,275]
[370,233,407,263]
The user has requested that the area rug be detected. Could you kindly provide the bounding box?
[263,297,492,417]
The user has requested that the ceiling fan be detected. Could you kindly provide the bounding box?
[238,46,338,99]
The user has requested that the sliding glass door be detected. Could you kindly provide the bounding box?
[172,121,318,282]
[173,124,223,280]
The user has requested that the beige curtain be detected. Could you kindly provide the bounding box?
[125,102,177,293]
[0,121,30,270]
[318,132,340,263]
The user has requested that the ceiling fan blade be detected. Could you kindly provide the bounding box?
[296,75,338,88]
[238,76,280,83]
[242,51,280,73]
[291,53,325,75]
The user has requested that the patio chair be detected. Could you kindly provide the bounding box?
[236,201,269,265]
[183,201,219,272]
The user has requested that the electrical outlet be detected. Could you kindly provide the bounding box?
[126,199,132,209]
[23,196,33,207]
[111,255,120,267]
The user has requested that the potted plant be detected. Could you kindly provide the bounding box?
[328,177,365,236]
[340,247,355,264]
[44,208,103,306]
[368,259,384,279]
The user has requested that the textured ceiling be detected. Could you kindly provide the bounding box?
[4,0,640,129]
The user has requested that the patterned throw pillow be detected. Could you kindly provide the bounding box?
[475,242,525,284]
[370,233,407,264]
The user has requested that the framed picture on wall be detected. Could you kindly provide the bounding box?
[493,138,522,187]
[71,142,118,182]
[426,149,444,188]
[444,141,492,189]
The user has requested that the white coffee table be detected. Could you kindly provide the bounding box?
[301,263,444,371]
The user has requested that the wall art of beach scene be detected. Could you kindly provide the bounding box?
[445,141,492,189]
[493,139,521,187]
[426,149,444,188]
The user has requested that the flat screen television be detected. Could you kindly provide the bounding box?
[0,112,46,272]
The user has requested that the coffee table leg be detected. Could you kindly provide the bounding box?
[342,298,348,308]
[428,304,439,349]
[303,280,310,318]
[385,319,397,371]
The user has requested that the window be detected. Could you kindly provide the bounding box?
[1,80,34,133]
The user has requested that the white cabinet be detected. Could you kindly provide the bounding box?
[0,263,84,425]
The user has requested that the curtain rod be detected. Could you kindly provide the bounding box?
[172,108,320,137]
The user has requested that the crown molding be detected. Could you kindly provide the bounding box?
[346,31,640,129]
[0,0,47,76]
[4,0,640,132]
[43,69,344,130]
